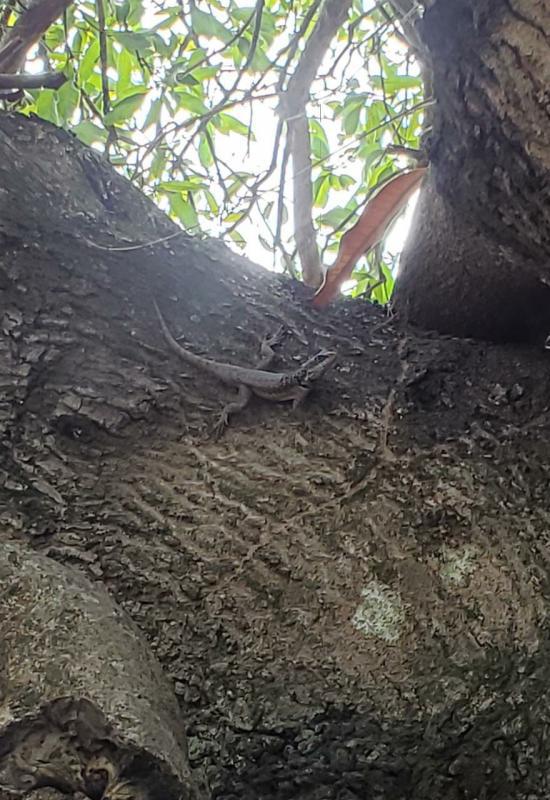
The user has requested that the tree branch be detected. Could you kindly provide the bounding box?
[0,68,66,87]
[288,113,322,288]
[278,0,354,119]
[276,0,354,288]
[0,0,73,73]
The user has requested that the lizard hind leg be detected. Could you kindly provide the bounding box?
[211,384,252,439]
[263,324,287,350]
[258,325,287,368]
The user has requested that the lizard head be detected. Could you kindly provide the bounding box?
[300,349,337,384]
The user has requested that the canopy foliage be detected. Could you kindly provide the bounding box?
[1,0,425,301]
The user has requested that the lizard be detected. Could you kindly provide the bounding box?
[153,300,337,436]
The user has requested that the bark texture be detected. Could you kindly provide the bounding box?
[3,113,550,799]
[0,542,193,800]
[394,0,550,342]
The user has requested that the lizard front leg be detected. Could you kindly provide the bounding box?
[212,384,252,439]
[211,328,285,438]
[291,385,311,410]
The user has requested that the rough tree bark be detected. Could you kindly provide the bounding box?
[0,542,194,799]
[2,2,550,798]
[394,0,550,342]
[3,110,550,798]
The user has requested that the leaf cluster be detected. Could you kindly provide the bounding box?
[6,0,424,301]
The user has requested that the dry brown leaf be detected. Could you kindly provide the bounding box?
[312,166,427,308]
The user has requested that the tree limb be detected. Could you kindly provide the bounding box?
[277,0,354,288]
[278,0,354,119]
[288,113,322,288]
[0,69,66,88]
[0,0,73,73]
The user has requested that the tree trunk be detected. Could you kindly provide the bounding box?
[3,110,550,799]
[394,0,550,343]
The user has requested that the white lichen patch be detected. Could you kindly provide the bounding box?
[439,544,479,586]
[351,581,406,643]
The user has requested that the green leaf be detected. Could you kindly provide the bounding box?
[368,161,394,188]
[175,91,208,115]
[226,175,251,198]
[72,120,108,145]
[71,30,83,56]
[203,190,219,215]
[159,180,207,192]
[82,73,101,95]
[309,118,329,159]
[313,174,330,208]
[56,80,79,122]
[343,103,361,135]
[371,73,422,94]
[228,229,246,247]
[190,8,232,42]
[110,153,129,166]
[229,43,244,68]
[148,32,171,57]
[337,174,355,189]
[231,6,256,21]
[115,47,134,93]
[116,131,137,146]
[49,51,70,66]
[351,276,371,297]
[185,48,209,68]
[198,134,214,168]
[150,148,167,180]
[152,5,181,29]
[127,0,145,27]
[117,81,148,100]
[252,51,271,72]
[364,101,386,139]
[103,90,148,125]
[224,211,243,224]
[35,90,59,124]
[169,193,199,229]
[357,143,383,176]
[215,113,251,137]
[232,5,276,44]
[64,4,76,31]
[176,73,200,87]
[78,38,100,83]
[188,66,219,82]
[401,108,423,144]
[110,30,152,53]
[114,0,130,24]
[317,207,350,227]
[258,234,272,251]
[143,97,162,130]
[44,22,65,49]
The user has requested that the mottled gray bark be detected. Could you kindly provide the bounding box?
[394,0,550,342]
[2,100,550,799]
[0,542,193,799]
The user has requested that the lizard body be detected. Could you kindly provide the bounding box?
[153,300,336,434]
